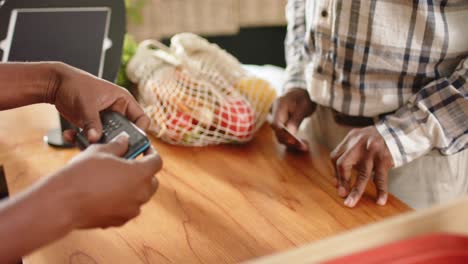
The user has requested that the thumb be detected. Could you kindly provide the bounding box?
[272,97,290,130]
[97,133,129,157]
[286,110,305,135]
[83,110,103,143]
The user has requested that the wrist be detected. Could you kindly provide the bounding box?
[43,166,91,230]
[41,62,65,104]
[31,172,76,233]
[283,79,307,93]
[0,174,75,260]
[284,87,309,98]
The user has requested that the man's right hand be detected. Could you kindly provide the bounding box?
[272,88,316,151]
[48,134,162,229]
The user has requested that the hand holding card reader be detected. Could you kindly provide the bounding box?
[76,111,151,159]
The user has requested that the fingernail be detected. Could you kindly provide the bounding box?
[87,128,99,140]
[112,132,129,143]
[344,197,354,207]
[377,197,387,206]
[338,186,347,197]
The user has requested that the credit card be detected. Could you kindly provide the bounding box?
[276,123,309,151]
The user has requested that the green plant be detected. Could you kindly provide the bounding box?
[117,0,146,88]
[116,34,138,88]
[125,0,146,25]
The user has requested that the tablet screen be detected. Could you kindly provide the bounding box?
[2,8,110,77]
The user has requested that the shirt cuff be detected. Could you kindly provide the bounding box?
[375,116,433,168]
[283,78,307,93]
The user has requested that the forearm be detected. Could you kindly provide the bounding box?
[376,58,467,167]
[0,62,63,110]
[0,176,74,263]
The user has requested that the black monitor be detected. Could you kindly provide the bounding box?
[0,0,125,147]
[3,8,110,77]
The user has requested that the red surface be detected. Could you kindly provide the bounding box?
[324,233,468,264]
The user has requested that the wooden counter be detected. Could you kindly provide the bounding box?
[0,104,410,263]
[249,197,468,264]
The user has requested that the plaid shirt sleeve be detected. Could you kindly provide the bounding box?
[376,58,468,168]
[284,0,308,92]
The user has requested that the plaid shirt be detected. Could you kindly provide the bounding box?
[285,0,468,167]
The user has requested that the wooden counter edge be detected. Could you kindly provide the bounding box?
[247,195,468,264]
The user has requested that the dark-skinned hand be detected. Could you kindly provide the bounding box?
[330,126,394,208]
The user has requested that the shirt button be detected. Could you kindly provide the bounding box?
[317,66,323,74]
[321,10,328,18]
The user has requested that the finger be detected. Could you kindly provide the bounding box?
[335,147,361,197]
[98,214,130,229]
[135,153,163,178]
[126,207,142,220]
[108,208,141,227]
[284,134,309,153]
[96,133,129,157]
[331,151,345,196]
[150,176,159,194]
[136,176,159,203]
[273,119,308,151]
[138,177,159,203]
[334,161,348,198]
[271,99,290,130]
[134,115,151,132]
[109,94,150,131]
[274,128,291,146]
[107,95,133,121]
[330,135,351,163]
[344,159,373,208]
[144,146,156,155]
[330,129,363,162]
[374,164,389,206]
[125,98,151,131]
[332,175,338,187]
[82,109,103,143]
[286,109,307,135]
[62,129,77,143]
[104,220,129,228]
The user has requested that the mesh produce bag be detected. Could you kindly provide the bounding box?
[126,33,277,146]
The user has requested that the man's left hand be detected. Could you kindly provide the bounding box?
[330,126,394,208]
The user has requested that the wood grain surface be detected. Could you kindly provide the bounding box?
[0,104,410,264]
[249,197,468,264]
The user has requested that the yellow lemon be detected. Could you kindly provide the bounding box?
[234,77,277,115]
